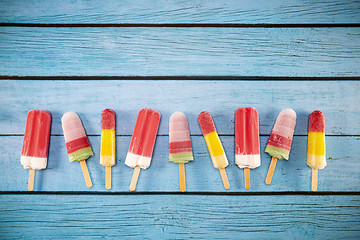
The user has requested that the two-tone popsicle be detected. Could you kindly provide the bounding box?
[235,107,261,189]
[100,109,116,189]
[198,111,230,189]
[169,112,194,192]
[307,110,326,191]
[20,110,51,191]
[125,108,161,191]
[61,112,94,188]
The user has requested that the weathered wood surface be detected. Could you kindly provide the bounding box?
[0,0,359,24]
[0,135,358,192]
[1,80,359,135]
[1,28,360,76]
[0,194,359,239]
[1,0,359,238]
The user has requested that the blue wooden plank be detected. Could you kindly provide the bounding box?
[1,135,359,192]
[0,0,359,24]
[0,194,359,239]
[1,28,360,76]
[1,80,359,135]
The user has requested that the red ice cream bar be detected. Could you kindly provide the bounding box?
[21,110,51,170]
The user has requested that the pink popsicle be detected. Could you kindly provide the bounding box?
[265,108,296,185]
[169,112,193,164]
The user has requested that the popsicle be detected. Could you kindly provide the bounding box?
[235,107,260,189]
[100,109,116,190]
[307,110,326,191]
[125,108,161,191]
[61,112,94,188]
[265,109,296,185]
[198,111,230,189]
[169,112,194,192]
[20,110,51,191]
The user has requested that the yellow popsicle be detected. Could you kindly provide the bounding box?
[307,110,326,192]
[204,131,228,169]
[307,132,326,169]
[100,129,116,167]
[100,109,116,190]
[198,111,230,189]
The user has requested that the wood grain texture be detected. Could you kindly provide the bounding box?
[1,27,360,76]
[0,0,359,24]
[1,80,359,135]
[1,135,359,192]
[0,194,359,239]
[1,1,359,238]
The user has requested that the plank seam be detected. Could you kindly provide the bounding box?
[0,191,359,195]
[1,23,360,27]
[1,76,360,81]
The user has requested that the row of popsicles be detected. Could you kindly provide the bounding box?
[20,108,326,192]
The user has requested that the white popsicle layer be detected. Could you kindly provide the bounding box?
[20,156,47,170]
[235,155,261,169]
[125,153,151,169]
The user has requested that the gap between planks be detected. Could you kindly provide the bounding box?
[1,76,360,81]
[0,191,360,196]
[0,191,359,196]
[1,23,360,28]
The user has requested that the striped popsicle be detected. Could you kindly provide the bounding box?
[169,112,194,192]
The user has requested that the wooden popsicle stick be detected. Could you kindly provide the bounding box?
[265,157,278,185]
[28,169,35,191]
[80,160,92,188]
[105,166,111,190]
[311,168,318,192]
[179,163,186,192]
[244,168,251,190]
[219,168,230,189]
[130,166,141,192]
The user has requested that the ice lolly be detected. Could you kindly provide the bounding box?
[125,108,161,191]
[169,112,194,192]
[100,109,116,190]
[61,112,93,188]
[20,110,51,191]
[198,111,230,189]
[235,107,260,189]
[265,109,297,185]
[307,110,326,191]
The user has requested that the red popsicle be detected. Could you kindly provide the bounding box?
[20,110,51,191]
[235,107,260,189]
[125,108,161,191]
